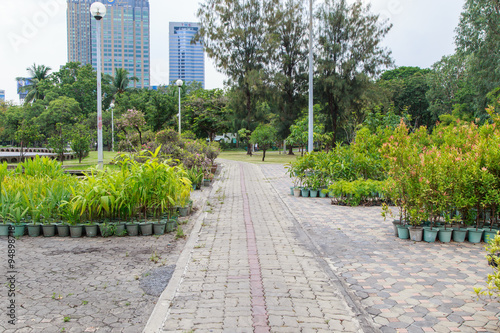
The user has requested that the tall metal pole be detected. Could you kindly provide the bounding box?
[96,18,103,169]
[308,0,314,153]
[178,86,181,136]
[111,108,114,152]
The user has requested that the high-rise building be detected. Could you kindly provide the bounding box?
[67,0,150,88]
[169,22,205,88]
[0,90,5,102]
[17,79,31,103]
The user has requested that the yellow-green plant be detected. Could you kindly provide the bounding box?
[475,232,500,299]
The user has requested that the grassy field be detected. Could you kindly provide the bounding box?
[219,150,299,165]
[61,151,120,170]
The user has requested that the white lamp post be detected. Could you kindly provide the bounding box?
[176,79,183,136]
[109,102,115,152]
[308,0,314,153]
[90,2,106,169]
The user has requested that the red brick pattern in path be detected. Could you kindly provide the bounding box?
[240,164,270,332]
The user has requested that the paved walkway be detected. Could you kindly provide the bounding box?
[260,164,500,333]
[145,160,372,332]
[146,160,500,333]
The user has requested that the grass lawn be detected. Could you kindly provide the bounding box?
[219,150,299,165]
[61,151,120,170]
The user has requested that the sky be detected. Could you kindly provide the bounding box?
[0,0,464,103]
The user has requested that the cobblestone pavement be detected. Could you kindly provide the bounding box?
[147,160,372,333]
[260,163,500,333]
[0,189,208,333]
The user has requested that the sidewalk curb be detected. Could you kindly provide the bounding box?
[142,166,223,333]
[263,165,382,333]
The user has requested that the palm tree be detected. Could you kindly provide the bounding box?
[15,63,52,104]
[108,68,139,96]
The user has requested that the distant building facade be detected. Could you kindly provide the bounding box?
[67,0,150,88]
[17,79,31,102]
[0,90,5,102]
[169,22,205,88]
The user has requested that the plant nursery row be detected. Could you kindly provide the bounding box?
[0,146,217,238]
[287,114,500,244]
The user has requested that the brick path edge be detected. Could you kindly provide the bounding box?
[262,164,382,333]
[142,173,223,333]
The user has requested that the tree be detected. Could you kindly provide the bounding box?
[380,67,432,129]
[16,63,52,104]
[426,54,474,122]
[70,123,92,163]
[197,0,273,154]
[36,96,81,137]
[268,0,308,151]
[316,0,393,145]
[286,110,325,156]
[250,124,278,161]
[14,120,44,161]
[184,89,229,141]
[107,68,139,97]
[116,109,147,147]
[40,62,114,117]
[47,123,70,164]
[455,0,500,120]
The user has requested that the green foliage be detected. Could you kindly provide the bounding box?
[250,124,278,161]
[455,0,500,120]
[285,110,325,151]
[475,233,500,299]
[184,89,229,141]
[380,67,432,128]
[70,124,92,163]
[14,120,44,159]
[383,116,500,228]
[0,152,192,225]
[327,179,387,206]
[316,0,393,144]
[16,63,52,103]
[47,123,70,164]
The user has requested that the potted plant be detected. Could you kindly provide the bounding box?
[84,223,98,237]
[41,217,57,237]
[153,219,166,235]
[69,219,84,238]
[452,212,467,242]
[126,219,140,236]
[8,206,28,237]
[408,208,424,242]
[178,187,191,217]
[307,174,322,198]
[139,217,153,236]
[99,220,116,237]
[466,208,483,243]
[438,212,453,243]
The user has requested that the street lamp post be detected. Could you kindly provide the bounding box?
[110,102,115,152]
[90,2,106,169]
[176,79,183,136]
[308,0,314,153]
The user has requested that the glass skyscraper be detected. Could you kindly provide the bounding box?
[169,22,205,88]
[67,0,150,88]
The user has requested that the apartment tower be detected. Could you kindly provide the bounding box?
[67,0,150,88]
[169,22,205,88]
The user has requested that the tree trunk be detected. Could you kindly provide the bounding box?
[262,149,266,161]
[288,145,294,155]
[247,142,252,156]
